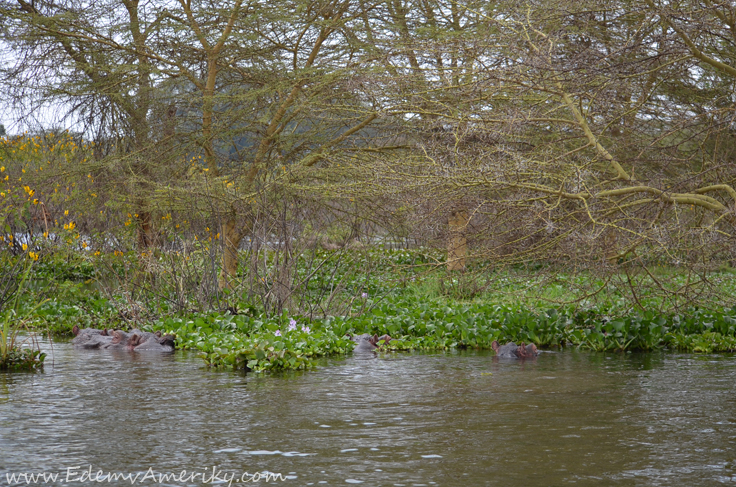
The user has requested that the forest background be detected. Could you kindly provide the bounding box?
[3,0,736,370]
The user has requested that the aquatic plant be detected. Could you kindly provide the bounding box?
[1,262,47,371]
[148,295,736,371]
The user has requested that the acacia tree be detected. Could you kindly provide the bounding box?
[1,0,390,288]
[5,0,736,311]
[337,0,736,307]
[156,0,389,293]
[0,0,175,248]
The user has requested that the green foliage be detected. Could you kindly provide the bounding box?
[12,247,736,372]
[156,313,353,371]
[665,332,736,353]
[149,295,736,372]
[1,263,47,371]
[33,249,96,281]
[0,347,45,371]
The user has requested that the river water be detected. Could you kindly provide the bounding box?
[1,340,735,486]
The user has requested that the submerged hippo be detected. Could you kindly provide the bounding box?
[130,329,176,352]
[71,326,112,349]
[348,333,392,353]
[491,340,539,359]
[72,326,175,353]
[517,342,539,358]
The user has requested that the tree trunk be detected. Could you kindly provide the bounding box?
[447,208,468,271]
[136,202,154,250]
[219,215,244,290]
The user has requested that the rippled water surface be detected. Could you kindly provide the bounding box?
[1,340,736,486]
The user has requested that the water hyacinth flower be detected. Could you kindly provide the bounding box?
[301,326,310,334]
[274,329,282,337]
[288,318,297,331]
[362,292,369,299]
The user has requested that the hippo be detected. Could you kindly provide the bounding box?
[103,330,137,350]
[348,334,392,353]
[132,332,176,352]
[71,326,113,349]
[517,342,539,358]
[72,326,175,353]
[491,340,539,359]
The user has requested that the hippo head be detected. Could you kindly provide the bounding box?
[72,325,108,338]
[109,330,129,345]
[517,342,539,358]
[128,334,142,349]
[374,334,391,346]
[158,334,176,348]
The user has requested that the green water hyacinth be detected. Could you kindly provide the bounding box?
[150,299,736,371]
[158,314,354,371]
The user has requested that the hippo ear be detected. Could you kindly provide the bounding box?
[72,325,80,336]
[155,330,162,337]
[370,334,379,345]
[491,340,500,352]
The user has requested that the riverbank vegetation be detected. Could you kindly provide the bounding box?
[4,245,736,371]
[2,1,736,371]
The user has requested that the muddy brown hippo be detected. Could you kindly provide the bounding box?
[517,342,539,358]
[348,334,392,353]
[71,326,112,349]
[491,340,539,359]
[72,326,175,353]
[132,331,176,352]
